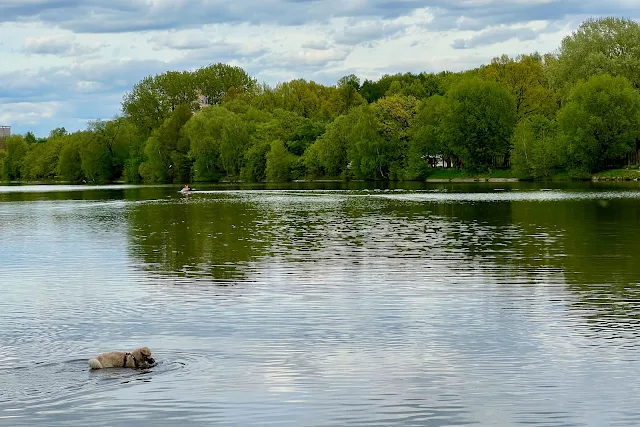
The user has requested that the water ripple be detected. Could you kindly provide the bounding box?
[2,185,640,426]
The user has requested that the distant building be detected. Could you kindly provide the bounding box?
[0,126,9,149]
[196,92,211,110]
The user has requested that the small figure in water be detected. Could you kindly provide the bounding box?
[182,184,192,200]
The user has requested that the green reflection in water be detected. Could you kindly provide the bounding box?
[126,195,271,282]
[7,182,636,324]
[385,194,640,325]
[511,198,640,324]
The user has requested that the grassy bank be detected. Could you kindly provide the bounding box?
[591,168,640,180]
[425,169,518,182]
[423,167,640,182]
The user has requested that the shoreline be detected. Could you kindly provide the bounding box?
[3,170,640,185]
[426,177,520,183]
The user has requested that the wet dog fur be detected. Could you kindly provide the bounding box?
[88,347,155,369]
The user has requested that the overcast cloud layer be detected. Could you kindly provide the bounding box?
[0,0,638,136]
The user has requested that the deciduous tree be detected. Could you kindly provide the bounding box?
[547,17,640,95]
[2,135,28,180]
[557,74,640,173]
[440,78,517,170]
[510,115,562,179]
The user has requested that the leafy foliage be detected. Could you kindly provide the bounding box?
[2,135,28,180]
[195,63,257,105]
[557,74,640,174]
[9,18,640,184]
[547,17,640,95]
[408,95,448,178]
[439,78,517,171]
[141,104,193,183]
[485,54,559,119]
[510,115,562,179]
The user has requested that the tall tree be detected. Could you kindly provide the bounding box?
[270,79,331,120]
[195,63,257,106]
[21,135,63,180]
[140,105,193,182]
[156,71,198,111]
[305,114,354,178]
[337,74,361,91]
[266,139,294,181]
[2,135,28,180]
[122,75,170,137]
[326,80,366,116]
[485,54,559,119]
[49,127,68,139]
[58,132,85,182]
[408,95,448,178]
[440,78,517,170]
[346,105,386,180]
[80,119,135,182]
[557,74,640,174]
[510,115,562,179]
[547,17,640,95]
[24,132,37,145]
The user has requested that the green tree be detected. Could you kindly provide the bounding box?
[265,139,294,181]
[24,132,37,145]
[183,106,226,182]
[547,17,640,96]
[80,119,135,182]
[440,78,517,170]
[184,105,269,181]
[195,63,257,105]
[123,130,147,183]
[557,74,640,174]
[260,109,325,156]
[346,104,386,180]
[305,114,354,178]
[241,140,271,182]
[49,127,68,139]
[383,72,444,100]
[122,75,170,137]
[370,95,419,179]
[21,135,62,180]
[360,77,392,103]
[338,74,361,91]
[510,115,562,179]
[407,95,448,178]
[325,82,366,116]
[2,135,29,180]
[58,132,85,182]
[0,149,5,180]
[218,113,251,177]
[271,79,332,120]
[140,104,193,182]
[485,54,559,119]
[157,71,198,111]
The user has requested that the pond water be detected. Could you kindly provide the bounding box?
[1,181,640,426]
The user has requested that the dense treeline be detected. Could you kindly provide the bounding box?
[2,17,640,183]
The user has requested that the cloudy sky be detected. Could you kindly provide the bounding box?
[0,1,638,137]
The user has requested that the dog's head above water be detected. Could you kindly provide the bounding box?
[132,346,155,366]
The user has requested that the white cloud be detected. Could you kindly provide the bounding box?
[0,1,638,136]
[0,102,64,127]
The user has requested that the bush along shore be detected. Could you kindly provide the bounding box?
[2,16,640,184]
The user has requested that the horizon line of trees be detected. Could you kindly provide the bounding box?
[2,16,640,183]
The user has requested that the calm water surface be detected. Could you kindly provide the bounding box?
[2,182,640,426]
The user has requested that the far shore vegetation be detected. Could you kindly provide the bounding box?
[2,16,640,184]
